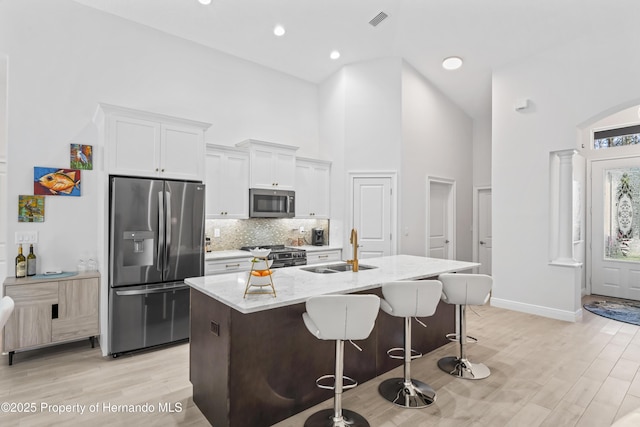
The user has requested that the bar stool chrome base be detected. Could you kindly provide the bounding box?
[304,408,370,427]
[378,377,436,408]
[437,356,490,380]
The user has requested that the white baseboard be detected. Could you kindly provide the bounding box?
[490,297,582,322]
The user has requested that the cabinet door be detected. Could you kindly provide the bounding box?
[206,148,249,219]
[250,147,277,188]
[205,150,225,218]
[161,124,204,181]
[4,283,58,351]
[295,162,313,217]
[52,278,99,342]
[224,152,249,218]
[109,115,161,177]
[272,150,296,190]
[311,163,331,218]
[295,159,331,218]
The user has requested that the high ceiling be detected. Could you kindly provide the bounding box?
[73,0,636,120]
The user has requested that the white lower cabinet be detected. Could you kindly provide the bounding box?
[2,272,100,365]
[205,257,253,275]
[306,249,342,265]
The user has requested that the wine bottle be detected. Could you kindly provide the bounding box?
[15,244,26,278]
[27,244,37,276]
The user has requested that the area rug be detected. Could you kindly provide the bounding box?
[583,299,640,326]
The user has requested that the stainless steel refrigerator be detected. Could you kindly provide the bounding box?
[108,176,205,356]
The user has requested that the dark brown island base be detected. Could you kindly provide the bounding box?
[186,255,478,427]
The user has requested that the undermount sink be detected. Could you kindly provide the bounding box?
[301,263,377,274]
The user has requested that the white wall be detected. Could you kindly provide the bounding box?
[473,115,492,188]
[0,54,6,282]
[318,69,347,249]
[318,58,474,258]
[0,0,320,273]
[319,58,403,251]
[401,62,474,259]
[492,25,640,321]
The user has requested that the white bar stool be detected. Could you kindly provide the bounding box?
[302,294,380,427]
[437,273,493,380]
[377,280,442,408]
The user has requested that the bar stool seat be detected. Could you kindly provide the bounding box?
[377,280,443,408]
[302,294,380,427]
[437,273,493,380]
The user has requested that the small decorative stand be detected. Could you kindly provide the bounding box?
[244,256,276,298]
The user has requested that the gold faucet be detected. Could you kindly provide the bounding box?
[346,228,359,272]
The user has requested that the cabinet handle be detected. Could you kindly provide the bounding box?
[155,168,159,172]
[319,255,328,259]
[52,304,59,319]
[225,264,240,268]
[161,169,165,172]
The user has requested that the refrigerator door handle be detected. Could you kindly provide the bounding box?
[114,284,189,296]
[157,190,165,272]
[165,190,171,274]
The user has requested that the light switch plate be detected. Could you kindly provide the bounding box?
[15,231,38,244]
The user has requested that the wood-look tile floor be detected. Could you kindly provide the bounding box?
[1,296,639,426]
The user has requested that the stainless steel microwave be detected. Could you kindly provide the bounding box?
[249,188,295,218]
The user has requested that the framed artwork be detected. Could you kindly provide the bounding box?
[70,144,93,170]
[18,195,45,222]
[34,167,81,196]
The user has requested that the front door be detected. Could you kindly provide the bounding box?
[591,157,640,300]
[428,179,455,260]
[352,176,393,258]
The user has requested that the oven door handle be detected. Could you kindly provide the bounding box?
[115,284,190,296]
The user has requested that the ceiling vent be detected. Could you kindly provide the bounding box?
[369,11,388,27]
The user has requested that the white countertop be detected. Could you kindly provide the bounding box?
[186,254,478,314]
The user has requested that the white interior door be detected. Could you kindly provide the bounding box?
[591,157,640,300]
[428,179,455,260]
[478,188,492,274]
[352,176,392,258]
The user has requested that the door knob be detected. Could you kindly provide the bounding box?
[445,240,450,244]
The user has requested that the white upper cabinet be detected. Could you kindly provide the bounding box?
[236,139,298,190]
[295,158,331,218]
[97,104,211,181]
[205,144,249,219]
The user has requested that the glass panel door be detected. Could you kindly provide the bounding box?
[604,168,640,261]
[592,158,640,300]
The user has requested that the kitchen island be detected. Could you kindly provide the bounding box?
[186,255,478,427]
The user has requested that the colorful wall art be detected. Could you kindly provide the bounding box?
[34,167,81,196]
[18,195,45,222]
[70,144,93,170]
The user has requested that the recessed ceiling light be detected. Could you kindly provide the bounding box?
[442,56,463,70]
[273,25,286,37]
[330,50,341,60]
[198,0,212,5]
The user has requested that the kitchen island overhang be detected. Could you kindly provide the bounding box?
[186,255,479,427]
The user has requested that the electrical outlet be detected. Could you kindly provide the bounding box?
[299,226,305,233]
[214,228,221,238]
[15,231,38,244]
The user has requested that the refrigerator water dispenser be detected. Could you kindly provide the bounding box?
[123,231,154,266]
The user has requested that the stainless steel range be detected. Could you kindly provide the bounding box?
[240,245,306,268]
